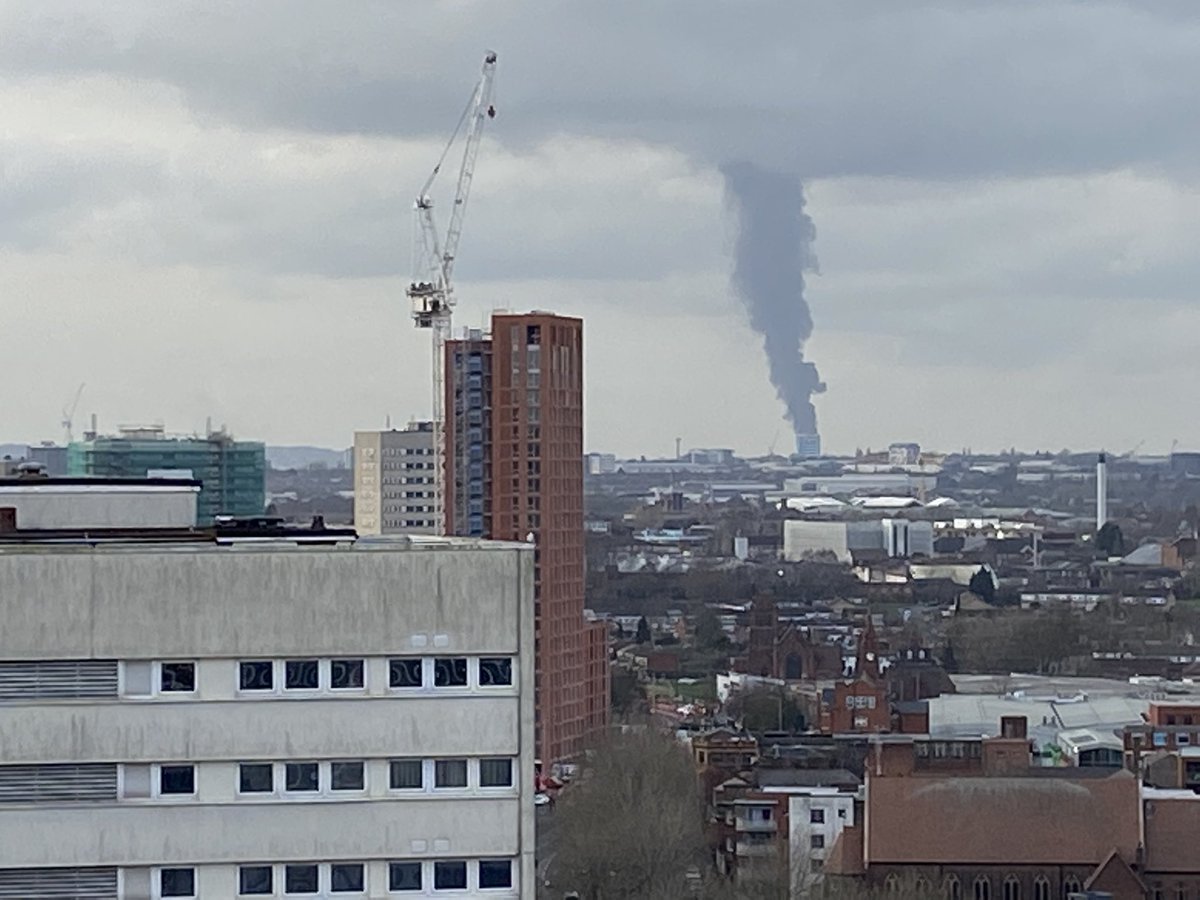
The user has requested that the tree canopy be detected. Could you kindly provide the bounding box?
[546,730,706,899]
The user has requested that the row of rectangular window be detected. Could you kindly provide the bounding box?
[133,656,513,697]
[158,858,514,896]
[235,758,515,794]
[127,758,515,799]
[843,695,878,710]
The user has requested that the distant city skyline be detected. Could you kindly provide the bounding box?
[5,3,1200,457]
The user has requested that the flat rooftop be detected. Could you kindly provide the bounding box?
[0,477,201,489]
[0,522,527,553]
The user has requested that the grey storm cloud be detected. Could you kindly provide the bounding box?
[5,1,1200,179]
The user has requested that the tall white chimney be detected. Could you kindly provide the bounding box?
[1096,452,1108,531]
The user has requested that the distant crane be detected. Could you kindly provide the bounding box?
[61,383,85,444]
[407,51,497,533]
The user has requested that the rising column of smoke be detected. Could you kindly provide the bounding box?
[720,160,825,439]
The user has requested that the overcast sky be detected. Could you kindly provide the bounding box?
[4,0,1200,457]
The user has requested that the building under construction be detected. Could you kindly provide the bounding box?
[68,426,265,524]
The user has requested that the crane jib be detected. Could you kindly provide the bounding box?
[405,51,498,535]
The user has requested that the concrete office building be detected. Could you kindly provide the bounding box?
[68,426,265,524]
[445,313,608,765]
[783,519,934,564]
[0,521,535,899]
[354,423,437,535]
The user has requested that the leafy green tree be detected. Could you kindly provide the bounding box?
[636,616,652,645]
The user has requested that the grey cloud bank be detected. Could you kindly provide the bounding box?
[6,2,1200,178]
[2,0,1200,454]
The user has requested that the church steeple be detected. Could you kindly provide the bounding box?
[857,616,881,681]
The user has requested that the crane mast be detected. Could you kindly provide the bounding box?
[408,51,497,534]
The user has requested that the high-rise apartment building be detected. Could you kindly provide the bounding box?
[445,313,608,764]
[68,427,265,524]
[0,513,536,899]
[353,422,437,535]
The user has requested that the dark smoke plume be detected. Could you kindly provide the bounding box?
[721,161,825,436]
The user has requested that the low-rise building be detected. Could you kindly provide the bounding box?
[783,519,933,564]
[691,730,759,772]
[0,520,535,898]
[826,717,1146,899]
[0,474,200,529]
[716,768,860,892]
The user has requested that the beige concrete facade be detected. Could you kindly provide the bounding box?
[0,536,536,899]
[354,425,437,535]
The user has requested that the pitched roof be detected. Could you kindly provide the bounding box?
[1084,848,1145,896]
[755,767,861,788]
[824,824,865,875]
[865,769,1140,865]
[1144,793,1200,873]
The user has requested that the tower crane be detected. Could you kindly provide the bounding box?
[407,51,497,533]
[61,382,85,444]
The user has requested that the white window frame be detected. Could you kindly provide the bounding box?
[432,758,471,792]
[237,863,276,897]
[432,656,470,691]
[328,861,368,895]
[477,858,515,892]
[387,657,426,692]
[154,865,197,899]
[237,761,279,798]
[282,861,322,896]
[236,659,279,696]
[387,758,426,793]
[431,859,469,893]
[387,859,425,894]
[282,658,323,694]
[154,662,199,696]
[476,656,516,690]
[283,760,322,796]
[237,761,371,801]
[478,757,516,790]
[329,658,368,693]
[153,763,197,800]
[329,760,369,795]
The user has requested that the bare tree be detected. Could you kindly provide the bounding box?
[543,729,708,900]
[543,729,935,900]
